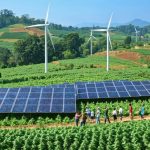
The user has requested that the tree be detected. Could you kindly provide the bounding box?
[14,35,44,65]
[63,33,84,57]
[124,36,132,45]
[0,47,11,68]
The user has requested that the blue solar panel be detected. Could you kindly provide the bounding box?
[0,88,8,92]
[51,105,63,113]
[3,99,15,105]
[25,105,38,112]
[0,80,150,113]
[39,98,51,105]
[17,93,29,99]
[6,93,17,99]
[0,105,12,112]
[98,92,109,98]
[108,92,119,98]
[38,105,50,113]
[0,93,6,98]
[118,91,130,97]
[20,88,30,93]
[12,105,25,112]
[15,99,26,105]
[64,104,75,113]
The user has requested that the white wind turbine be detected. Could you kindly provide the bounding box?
[134,26,140,43]
[88,30,96,55]
[25,4,55,73]
[92,13,113,72]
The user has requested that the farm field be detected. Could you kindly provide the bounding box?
[0,54,150,88]
[0,120,150,150]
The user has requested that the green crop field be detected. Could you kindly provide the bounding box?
[0,120,150,150]
[0,54,150,88]
[0,32,29,39]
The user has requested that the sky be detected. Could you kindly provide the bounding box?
[0,0,150,26]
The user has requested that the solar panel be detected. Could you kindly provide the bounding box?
[0,80,150,113]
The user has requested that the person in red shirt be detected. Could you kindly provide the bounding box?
[129,103,133,120]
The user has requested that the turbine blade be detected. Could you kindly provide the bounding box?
[134,26,137,32]
[87,37,91,43]
[47,28,55,51]
[45,3,50,24]
[92,36,96,40]
[92,29,107,32]
[108,33,112,50]
[25,24,47,28]
[107,12,113,29]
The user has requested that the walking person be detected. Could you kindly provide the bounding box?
[140,104,145,119]
[91,110,95,123]
[112,108,117,122]
[96,107,100,124]
[80,113,87,126]
[119,106,123,121]
[104,107,111,123]
[129,103,133,120]
[75,112,80,126]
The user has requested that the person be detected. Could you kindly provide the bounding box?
[119,106,123,121]
[112,108,117,122]
[140,104,145,119]
[86,107,91,118]
[91,110,95,123]
[80,113,87,126]
[96,107,100,124]
[75,112,80,126]
[104,107,111,123]
[129,103,133,120]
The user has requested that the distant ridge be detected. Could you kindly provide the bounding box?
[126,19,150,27]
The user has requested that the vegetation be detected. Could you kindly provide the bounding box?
[0,120,150,149]
[0,54,150,87]
[80,99,150,117]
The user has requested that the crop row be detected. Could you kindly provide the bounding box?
[0,120,150,150]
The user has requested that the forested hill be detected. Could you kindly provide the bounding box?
[1,9,150,35]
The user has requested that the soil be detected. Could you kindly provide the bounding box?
[11,28,44,37]
[96,50,141,61]
[0,115,150,130]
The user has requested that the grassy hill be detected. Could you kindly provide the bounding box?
[0,24,44,50]
[0,24,129,50]
[0,50,150,88]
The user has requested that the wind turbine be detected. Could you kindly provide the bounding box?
[92,13,113,72]
[134,26,140,43]
[25,4,55,73]
[88,30,96,55]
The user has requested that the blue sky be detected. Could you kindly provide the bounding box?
[0,0,150,26]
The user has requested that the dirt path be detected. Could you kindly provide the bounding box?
[0,115,150,130]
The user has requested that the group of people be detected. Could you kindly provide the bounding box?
[75,103,145,126]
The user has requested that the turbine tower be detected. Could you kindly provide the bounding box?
[134,26,140,43]
[25,3,55,73]
[92,13,113,72]
[88,30,96,55]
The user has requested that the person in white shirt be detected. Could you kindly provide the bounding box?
[112,108,117,121]
[119,106,123,121]
[90,110,95,123]
[96,107,100,124]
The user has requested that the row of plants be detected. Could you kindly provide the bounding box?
[0,115,74,127]
[0,120,150,150]
[80,99,150,117]
[1,67,150,88]
[0,99,149,127]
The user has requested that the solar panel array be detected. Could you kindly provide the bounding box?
[76,81,150,100]
[0,80,150,113]
[0,87,76,113]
